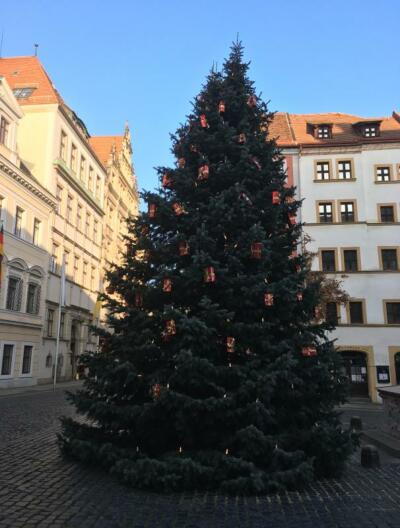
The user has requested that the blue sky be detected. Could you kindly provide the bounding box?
[2,0,399,192]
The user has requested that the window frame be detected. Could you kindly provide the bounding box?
[314,160,332,181]
[32,218,41,246]
[378,203,397,223]
[20,343,34,377]
[316,125,331,139]
[379,247,399,271]
[338,200,357,223]
[6,275,23,311]
[316,201,334,223]
[326,302,339,325]
[0,115,10,147]
[14,206,24,238]
[319,248,338,273]
[70,144,77,172]
[336,159,354,180]
[346,299,367,325]
[362,125,379,138]
[0,342,16,378]
[59,130,68,161]
[384,300,400,325]
[375,165,392,183]
[79,155,86,181]
[26,282,41,315]
[47,308,55,337]
[341,247,361,272]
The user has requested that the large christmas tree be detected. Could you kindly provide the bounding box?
[60,43,353,494]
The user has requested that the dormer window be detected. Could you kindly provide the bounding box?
[13,87,35,99]
[353,120,381,138]
[316,125,331,139]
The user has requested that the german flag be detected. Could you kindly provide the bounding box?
[0,222,3,290]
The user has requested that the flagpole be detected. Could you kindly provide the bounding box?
[53,254,65,391]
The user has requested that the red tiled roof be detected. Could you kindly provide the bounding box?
[89,136,124,165]
[0,56,63,105]
[270,112,400,147]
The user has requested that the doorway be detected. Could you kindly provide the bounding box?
[340,350,369,397]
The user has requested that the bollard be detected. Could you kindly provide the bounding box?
[361,445,380,468]
[350,416,362,431]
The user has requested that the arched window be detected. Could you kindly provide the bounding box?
[6,275,23,311]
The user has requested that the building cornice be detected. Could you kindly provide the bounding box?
[0,154,57,210]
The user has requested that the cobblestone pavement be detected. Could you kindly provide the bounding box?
[0,389,400,528]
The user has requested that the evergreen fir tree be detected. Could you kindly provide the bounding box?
[60,42,354,494]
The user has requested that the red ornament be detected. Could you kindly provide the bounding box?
[302,346,317,357]
[251,242,263,259]
[178,157,185,168]
[264,293,274,306]
[247,95,257,107]
[226,337,235,353]
[288,214,296,225]
[178,241,190,256]
[141,225,149,236]
[165,319,176,336]
[204,266,216,283]
[162,173,173,188]
[172,202,185,216]
[198,164,209,180]
[272,191,280,205]
[135,292,143,307]
[296,292,303,301]
[163,278,172,292]
[200,114,208,128]
[148,203,157,218]
[218,101,225,113]
[238,133,246,144]
[106,285,115,295]
[151,383,162,399]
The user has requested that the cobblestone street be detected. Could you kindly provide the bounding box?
[0,386,399,527]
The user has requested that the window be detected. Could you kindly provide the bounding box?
[85,212,91,236]
[21,345,33,375]
[386,302,400,324]
[318,202,333,223]
[60,131,67,161]
[381,249,398,271]
[79,156,86,181]
[91,266,96,291]
[362,125,378,137]
[26,283,41,314]
[74,255,80,278]
[64,251,70,274]
[6,277,22,311]
[317,125,331,139]
[95,176,101,198]
[66,196,73,222]
[60,313,65,339]
[0,116,9,146]
[343,249,359,272]
[14,206,24,237]
[0,195,4,221]
[13,87,35,99]
[1,344,14,376]
[56,185,63,201]
[316,161,330,180]
[82,261,88,287]
[88,166,94,192]
[51,243,59,272]
[93,219,98,243]
[376,166,391,182]
[380,205,395,223]
[70,144,77,172]
[321,250,336,272]
[77,204,82,230]
[340,202,355,222]
[47,309,55,337]
[349,301,364,324]
[326,302,339,325]
[32,218,41,245]
[338,160,352,179]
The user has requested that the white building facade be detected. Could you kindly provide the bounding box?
[0,75,56,388]
[272,112,400,401]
